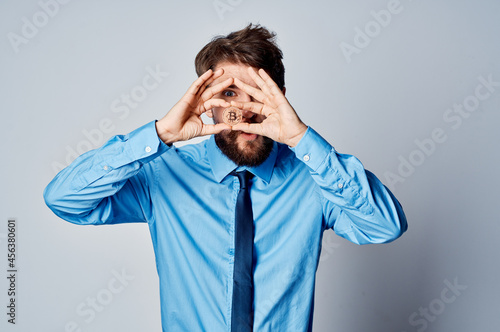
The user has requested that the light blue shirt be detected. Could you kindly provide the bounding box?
[44,120,407,331]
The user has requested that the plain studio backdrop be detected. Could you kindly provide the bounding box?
[1,0,499,331]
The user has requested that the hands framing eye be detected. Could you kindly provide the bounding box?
[156,67,308,148]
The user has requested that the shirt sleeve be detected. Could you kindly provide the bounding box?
[291,127,408,244]
[43,120,170,226]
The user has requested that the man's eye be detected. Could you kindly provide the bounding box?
[223,91,235,97]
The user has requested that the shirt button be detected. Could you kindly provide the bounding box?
[338,183,343,189]
[145,146,152,153]
[103,165,109,171]
[303,155,310,162]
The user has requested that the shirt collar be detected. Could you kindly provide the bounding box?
[207,135,278,184]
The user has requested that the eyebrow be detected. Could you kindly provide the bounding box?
[206,83,238,90]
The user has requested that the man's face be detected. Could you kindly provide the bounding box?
[208,61,274,166]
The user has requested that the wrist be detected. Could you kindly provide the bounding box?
[285,124,308,148]
[155,120,178,145]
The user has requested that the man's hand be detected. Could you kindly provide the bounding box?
[156,69,233,144]
[230,68,308,147]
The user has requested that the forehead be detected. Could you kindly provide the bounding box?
[212,61,257,87]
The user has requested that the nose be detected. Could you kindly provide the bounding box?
[236,92,252,103]
[235,93,255,121]
[241,109,254,120]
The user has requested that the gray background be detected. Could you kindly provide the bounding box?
[1,0,499,331]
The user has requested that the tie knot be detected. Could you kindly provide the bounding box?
[235,171,252,190]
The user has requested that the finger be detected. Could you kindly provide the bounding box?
[257,68,283,96]
[201,123,231,136]
[201,68,225,95]
[231,122,266,136]
[200,77,234,101]
[199,98,231,114]
[233,78,267,104]
[230,100,269,117]
[247,67,273,97]
[186,69,215,96]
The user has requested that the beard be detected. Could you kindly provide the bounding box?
[215,130,274,167]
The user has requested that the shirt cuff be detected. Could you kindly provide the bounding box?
[96,120,171,172]
[126,120,171,162]
[290,127,333,172]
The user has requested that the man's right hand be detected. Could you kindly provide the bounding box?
[155,69,233,145]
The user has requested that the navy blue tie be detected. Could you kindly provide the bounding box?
[231,171,254,331]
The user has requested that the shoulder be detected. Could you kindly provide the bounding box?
[173,138,210,163]
[145,138,210,172]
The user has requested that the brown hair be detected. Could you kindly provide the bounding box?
[195,24,285,89]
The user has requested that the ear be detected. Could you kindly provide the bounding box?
[282,87,286,96]
[206,109,214,118]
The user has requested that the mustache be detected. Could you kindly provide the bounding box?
[244,113,265,124]
[214,129,273,167]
